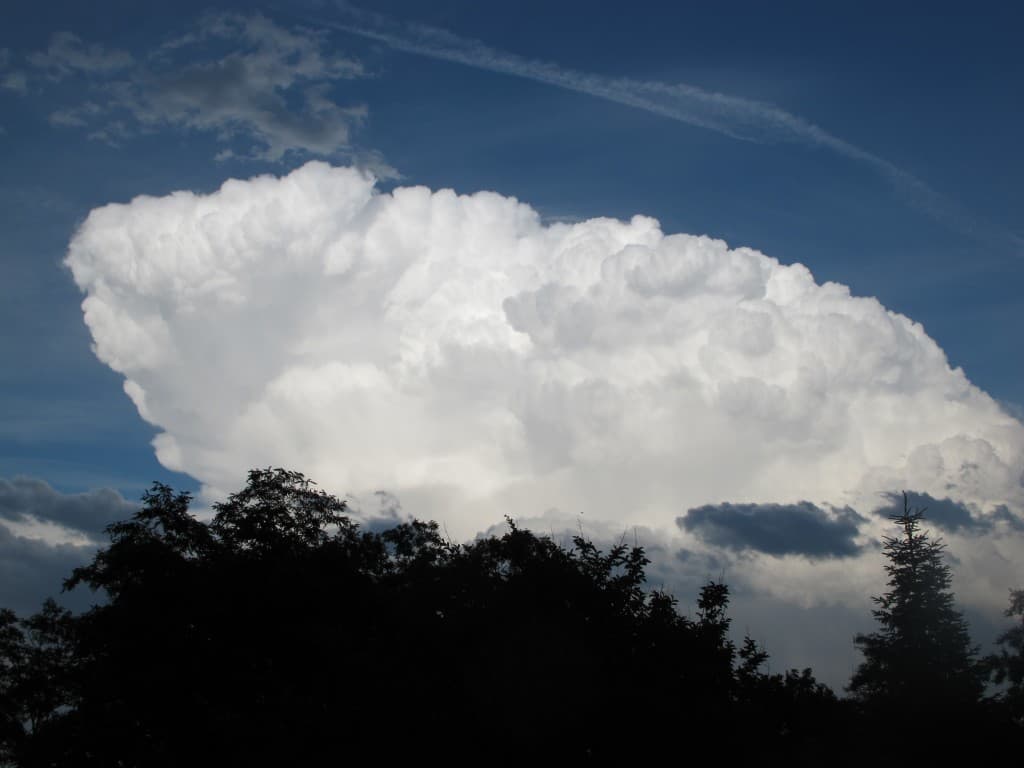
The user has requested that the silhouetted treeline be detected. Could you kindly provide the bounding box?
[1,469,1021,765]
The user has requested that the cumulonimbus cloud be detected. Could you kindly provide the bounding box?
[64,162,1024,551]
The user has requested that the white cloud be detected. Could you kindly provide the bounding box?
[65,163,1024,666]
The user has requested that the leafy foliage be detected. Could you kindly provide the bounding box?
[988,588,1024,722]
[0,600,77,765]
[5,474,1023,762]
[0,468,849,764]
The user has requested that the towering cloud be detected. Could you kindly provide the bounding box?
[65,162,1024,551]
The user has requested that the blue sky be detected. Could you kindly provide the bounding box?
[1,1,1022,685]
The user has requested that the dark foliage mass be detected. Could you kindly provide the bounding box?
[847,494,1015,757]
[0,471,1021,764]
[987,588,1024,723]
[850,494,985,710]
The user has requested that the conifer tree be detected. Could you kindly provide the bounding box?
[848,493,984,717]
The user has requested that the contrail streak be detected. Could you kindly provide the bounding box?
[302,2,1019,253]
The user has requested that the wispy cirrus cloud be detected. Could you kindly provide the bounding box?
[121,12,368,162]
[0,47,27,93]
[309,2,1018,252]
[28,31,133,79]
[28,12,391,170]
[48,101,103,127]
[1,71,27,94]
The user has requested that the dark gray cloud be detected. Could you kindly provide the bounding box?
[0,476,137,537]
[0,524,98,614]
[678,502,865,559]
[992,504,1024,532]
[873,491,994,534]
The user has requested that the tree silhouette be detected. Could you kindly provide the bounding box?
[2,468,847,764]
[988,588,1024,723]
[0,600,77,765]
[848,493,985,733]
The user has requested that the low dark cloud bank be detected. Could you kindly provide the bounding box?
[0,476,136,537]
[678,501,865,559]
[871,491,1023,534]
[0,477,136,612]
[0,525,96,613]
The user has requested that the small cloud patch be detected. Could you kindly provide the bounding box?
[0,477,137,537]
[678,502,866,559]
[872,491,992,534]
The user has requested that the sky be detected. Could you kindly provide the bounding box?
[1,0,1022,689]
